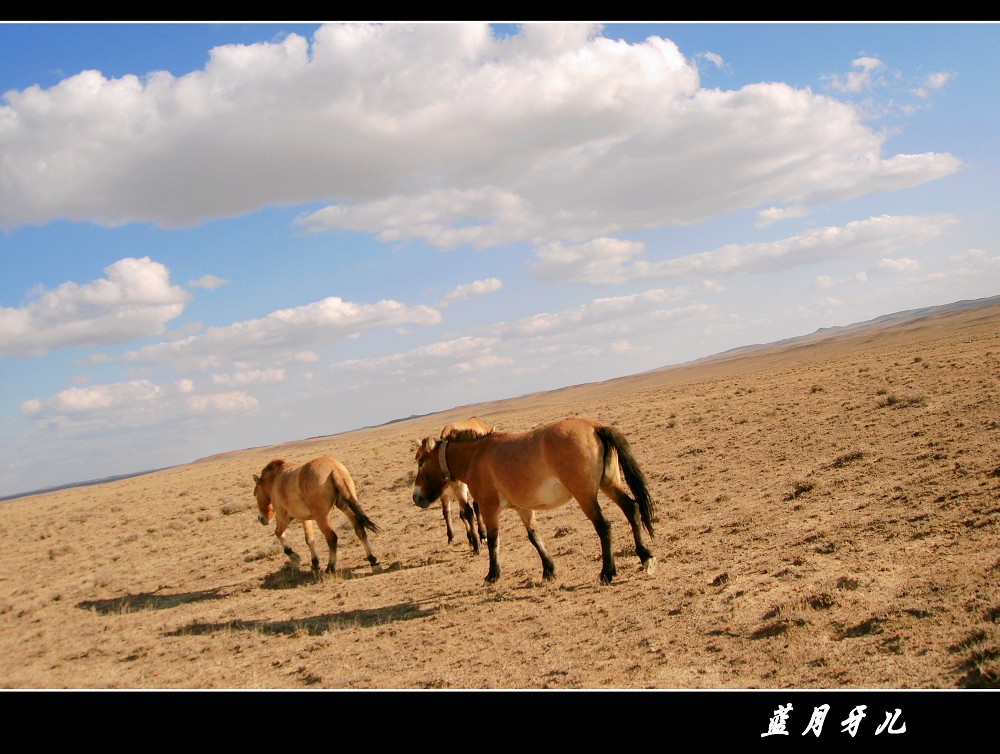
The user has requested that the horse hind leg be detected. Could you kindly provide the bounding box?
[601,479,657,576]
[454,484,480,554]
[516,508,555,582]
[337,498,380,569]
[314,517,339,577]
[575,494,616,585]
[275,515,302,567]
[458,501,480,553]
[474,501,487,544]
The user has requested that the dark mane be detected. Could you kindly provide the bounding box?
[260,459,287,478]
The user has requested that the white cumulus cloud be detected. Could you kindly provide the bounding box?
[439,278,503,307]
[532,214,957,285]
[0,257,190,357]
[186,391,258,413]
[22,379,163,417]
[211,368,287,386]
[534,238,646,284]
[829,56,885,93]
[876,257,920,273]
[755,206,810,228]
[123,295,442,372]
[188,274,230,289]
[913,71,952,97]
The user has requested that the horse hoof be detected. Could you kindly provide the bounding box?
[600,572,614,585]
[367,555,379,567]
[642,556,658,576]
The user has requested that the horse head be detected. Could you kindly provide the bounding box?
[252,460,285,525]
[412,437,447,509]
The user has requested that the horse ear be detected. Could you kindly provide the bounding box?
[252,474,260,484]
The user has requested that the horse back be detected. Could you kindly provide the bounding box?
[477,418,604,496]
[441,416,493,440]
[277,456,357,520]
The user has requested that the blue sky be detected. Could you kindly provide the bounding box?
[1,22,997,497]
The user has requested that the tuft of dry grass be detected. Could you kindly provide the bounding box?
[877,394,928,409]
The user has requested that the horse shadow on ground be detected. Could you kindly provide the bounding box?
[77,587,228,615]
[163,599,435,638]
[260,560,405,590]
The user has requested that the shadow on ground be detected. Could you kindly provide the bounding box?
[77,587,229,614]
[163,599,435,637]
[260,560,405,590]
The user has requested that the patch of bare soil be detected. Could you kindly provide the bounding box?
[0,302,997,694]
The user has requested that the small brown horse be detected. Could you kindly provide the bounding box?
[436,417,492,553]
[253,456,380,579]
[412,417,657,585]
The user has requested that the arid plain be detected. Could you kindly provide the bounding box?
[1,299,997,689]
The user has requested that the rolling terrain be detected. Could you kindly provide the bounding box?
[0,296,997,692]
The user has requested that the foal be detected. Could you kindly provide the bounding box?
[253,456,380,579]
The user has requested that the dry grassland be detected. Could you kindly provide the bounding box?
[1,301,997,691]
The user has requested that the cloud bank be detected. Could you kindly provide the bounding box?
[533,214,958,284]
[1,23,959,249]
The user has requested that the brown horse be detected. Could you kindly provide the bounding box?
[412,417,656,585]
[253,456,380,579]
[436,417,492,553]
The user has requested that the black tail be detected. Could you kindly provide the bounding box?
[347,497,381,535]
[596,425,655,537]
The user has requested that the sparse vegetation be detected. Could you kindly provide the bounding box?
[387,471,415,490]
[221,499,251,515]
[831,451,864,468]
[877,394,927,409]
[785,480,815,500]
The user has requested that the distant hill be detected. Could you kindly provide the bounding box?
[667,294,1000,368]
[0,467,175,503]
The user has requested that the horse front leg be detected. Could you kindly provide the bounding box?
[517,508,555,581]
[275,514,301,567]
[479,499,502,584]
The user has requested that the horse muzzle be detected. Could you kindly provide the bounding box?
[412,488,435,509]
[257,514,271,526]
